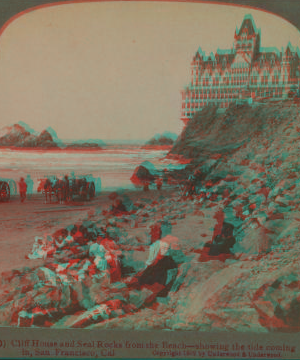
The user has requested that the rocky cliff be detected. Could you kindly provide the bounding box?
[163,100,300,331]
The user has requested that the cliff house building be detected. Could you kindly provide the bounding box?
[181,15,300,124]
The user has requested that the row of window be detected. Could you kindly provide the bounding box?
[182,102,231,114]
[183,94,239,107]
[191,75,297,87]
[182,90,282,109]
[192,67,250,76]
[182,90,284,108]
[182,93,286,115]
[184,85,288,98]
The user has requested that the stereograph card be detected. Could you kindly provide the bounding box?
[0,0,300,359]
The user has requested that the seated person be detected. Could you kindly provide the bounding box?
[138,235,179,290]
[203,222,236,258]
[89,243,110,281]
[209,222,235,256]
[53,229,69,249]
[127,223,180,298]
[100,237,122,283]
[54,229,74,249]
[27,235,55,260]
[71,225,89,246]
[110,199,128,216]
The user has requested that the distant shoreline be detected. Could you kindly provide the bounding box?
[141,145,173,150]
[0,145,171,152]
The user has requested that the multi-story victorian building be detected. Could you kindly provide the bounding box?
[181,15,300,124]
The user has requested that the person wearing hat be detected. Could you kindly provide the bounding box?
[127,223,179,297]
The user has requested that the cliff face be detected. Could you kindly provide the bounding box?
[163,100,300,331]
[171,102,295,161]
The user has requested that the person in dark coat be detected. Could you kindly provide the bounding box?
[127,223,179,300]
[18,177,27,203]
[206,222,236,256]
[64,175,70,202]
[110,199,127,216]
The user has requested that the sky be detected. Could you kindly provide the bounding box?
[0,1,299,141]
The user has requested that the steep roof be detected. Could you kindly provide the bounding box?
[252,51,281,72]
[215,53,235,69]
[237,14,257,36]
[231,52,251,67]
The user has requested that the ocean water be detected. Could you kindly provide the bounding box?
[0,147,182,193]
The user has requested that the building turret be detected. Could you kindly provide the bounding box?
[191,47,204,86]
[234,14,260,61]
[281,45,292,84]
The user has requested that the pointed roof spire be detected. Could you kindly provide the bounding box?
[197,47,206,57]
[285,41,294,54]
[237,14,257,36]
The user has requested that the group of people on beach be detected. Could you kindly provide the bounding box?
[15,172,101,204]
[19,215,186,327]
[26,224,123,283]
[26,212,184,289]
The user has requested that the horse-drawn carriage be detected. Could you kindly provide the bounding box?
[38,175,95,203]
[0,181,10,202]
[69,177,96,201]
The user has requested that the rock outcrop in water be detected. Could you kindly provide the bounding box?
[66,143,102,150]
[144,131,178,147]
[0,124,58,149]
[0,123,106,150]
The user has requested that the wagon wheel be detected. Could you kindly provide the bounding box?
[0,182,10,202]
[8,180,17,195]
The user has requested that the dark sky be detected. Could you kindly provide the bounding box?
[0,0,300,32]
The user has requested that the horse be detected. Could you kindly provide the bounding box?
[52,179,66,204]
[38,179,54,203]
